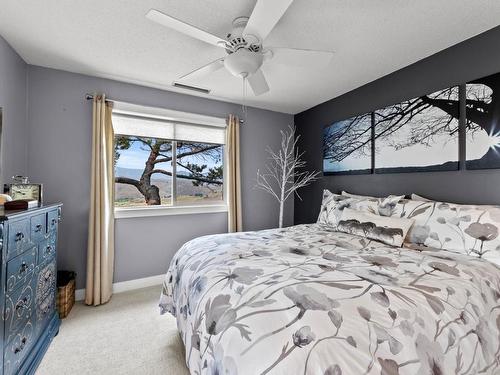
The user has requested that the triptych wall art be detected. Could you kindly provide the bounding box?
[323,72,500,175]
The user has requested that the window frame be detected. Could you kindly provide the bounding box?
[112,103,228,219]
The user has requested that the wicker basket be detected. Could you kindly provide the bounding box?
[57,271,76,319]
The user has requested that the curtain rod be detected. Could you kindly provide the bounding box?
[85,94,244,124]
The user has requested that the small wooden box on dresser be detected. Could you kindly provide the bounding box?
[0,204,62,375]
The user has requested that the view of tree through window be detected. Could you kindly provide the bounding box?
[114,135,223,207]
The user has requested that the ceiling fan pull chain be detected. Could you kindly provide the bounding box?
[242,76,248,123]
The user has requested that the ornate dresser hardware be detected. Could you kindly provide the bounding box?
[0,204,62,375]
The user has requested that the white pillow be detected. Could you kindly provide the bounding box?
[337,208,415,247]
[341,191,377,199]
[376,198,500,265]
[344,191,407,204]
[411,193,431,202]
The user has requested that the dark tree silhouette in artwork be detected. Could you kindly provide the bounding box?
[375,88,459,150]
[323,113,372,163]
[324,73,500,167]
[115,136,222,205]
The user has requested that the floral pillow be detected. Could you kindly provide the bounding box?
[337,208,415,247]
[317,190,403,228]
[411,193,431,202]
[342,191,404,200]
[341,191,378,199]
[380,198,500,265]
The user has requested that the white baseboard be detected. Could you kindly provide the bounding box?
[74,274,164,302]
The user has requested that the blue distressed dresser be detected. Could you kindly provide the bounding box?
[0,204,62,374]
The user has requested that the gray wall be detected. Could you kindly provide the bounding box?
[295,25,500,224]
[0,36,28,183]
[26,66,294,288]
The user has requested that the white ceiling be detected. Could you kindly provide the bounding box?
[1,1,500,114]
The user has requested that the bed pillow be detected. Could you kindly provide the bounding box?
[383,198,500,265]
[337,208,414,247]
[343,191,406,201]
[341,191,377,199]
[411,193,431,201]
[317,190,404,228]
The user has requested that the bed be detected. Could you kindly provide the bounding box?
[159,223,500,375]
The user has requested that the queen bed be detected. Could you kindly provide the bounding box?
[159,192,500,375]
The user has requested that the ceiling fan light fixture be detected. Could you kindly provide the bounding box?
[146,1,332,98]
[224,49,263,78]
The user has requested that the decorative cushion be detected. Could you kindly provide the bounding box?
[378,198,500,265]
[317,190,403,228]
[337,208,414,247]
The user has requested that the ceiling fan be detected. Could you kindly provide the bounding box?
[146,0,333,96]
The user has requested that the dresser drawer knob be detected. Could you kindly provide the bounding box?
[19,262,28,275]
[45,245,52,255]
[14,336,27,354]
[51,218,57,226]
[15,232,25,242]
[44,271,53,282]
[15,297,28,312]
[35,224,42,232]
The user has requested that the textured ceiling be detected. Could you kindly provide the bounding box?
[1,0,500,114]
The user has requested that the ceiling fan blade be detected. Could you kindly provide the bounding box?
[178,58,225,81]
[269,48,334,68]
[243,0,294,43]
[146,9,226,48]
[247,69,270,96]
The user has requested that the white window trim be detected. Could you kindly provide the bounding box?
[112,102,228,218]
[115,204,228,219]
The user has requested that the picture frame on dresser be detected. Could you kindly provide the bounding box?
[0,204,62,375]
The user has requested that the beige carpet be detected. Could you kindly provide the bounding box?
[37,286,189,375]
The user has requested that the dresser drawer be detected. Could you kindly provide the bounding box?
[38,234,56,264]
[36,261,56,305]
[3,319,35,375]
[36,293,55,337]
[47,209,59,233]
[6,247,37,294]
[7,219,32,259]
[4,278,36,344]
[30,213,46,242]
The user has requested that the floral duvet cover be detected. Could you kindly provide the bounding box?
[159,224,500,375]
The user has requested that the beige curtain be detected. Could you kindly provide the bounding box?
[85,94,115,306]
[226,114,242,232]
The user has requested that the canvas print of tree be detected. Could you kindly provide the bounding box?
[323,113,372,175]
[374,87,460,173]
[466,73,500,169]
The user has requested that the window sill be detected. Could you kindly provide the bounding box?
[114,204,228,219]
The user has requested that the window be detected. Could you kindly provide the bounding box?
[112,106,226,214]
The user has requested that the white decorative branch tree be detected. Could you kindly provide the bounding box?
[256,125,320,228]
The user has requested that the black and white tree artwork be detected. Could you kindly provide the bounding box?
[323,113,372,175]
[374,87,460,173]
[466,73,500,169]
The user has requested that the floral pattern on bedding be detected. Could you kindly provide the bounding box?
[364,198,500,265]
[159,224,500,375]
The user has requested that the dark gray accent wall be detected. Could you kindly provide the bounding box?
[294,25,500,225]
[26,66,294,288]
[0,36,28,182]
